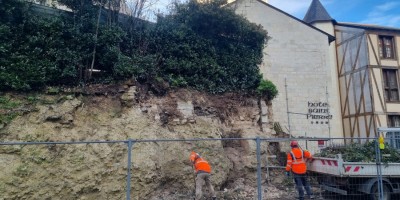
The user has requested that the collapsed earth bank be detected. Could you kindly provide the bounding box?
[0,83,288,200]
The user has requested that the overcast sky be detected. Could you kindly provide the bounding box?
[132,0,400,28]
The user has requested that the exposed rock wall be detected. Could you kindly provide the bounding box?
[0,87,276,199]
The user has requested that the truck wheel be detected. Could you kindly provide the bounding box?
[370,184,391,200]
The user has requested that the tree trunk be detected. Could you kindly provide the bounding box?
[89,1,103,80]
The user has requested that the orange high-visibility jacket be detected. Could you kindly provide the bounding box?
[285,147,312,174]
[194,157,211,173]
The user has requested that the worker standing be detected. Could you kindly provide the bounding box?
[285,141,314,200]
[189,151,217,200]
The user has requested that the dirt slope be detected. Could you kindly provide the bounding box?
[0,83,292,200]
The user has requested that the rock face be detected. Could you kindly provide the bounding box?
[0,87,276,200]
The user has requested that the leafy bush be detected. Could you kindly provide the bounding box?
[257,79,278,100]
[0,0,126,90]
[0,7,80,90]
[0,0,277,98]
[114,53,158,82]
[150,0,269,93]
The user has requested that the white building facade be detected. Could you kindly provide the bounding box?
[231,0,343,138]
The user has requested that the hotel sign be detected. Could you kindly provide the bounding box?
[307,101,332,125]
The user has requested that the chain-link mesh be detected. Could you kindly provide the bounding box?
[1,135,400,199]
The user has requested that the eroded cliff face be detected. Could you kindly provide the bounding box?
[0,84,276,200]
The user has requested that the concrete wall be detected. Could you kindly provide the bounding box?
[313,21,343,138]
[233,0,343,138]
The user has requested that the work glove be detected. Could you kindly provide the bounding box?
[285,171,290,177]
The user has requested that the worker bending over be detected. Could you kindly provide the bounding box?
[190,151,217,200]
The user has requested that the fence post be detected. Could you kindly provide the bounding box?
[256,137,262,200]
[126,139,134,200]
[375,134,383,200]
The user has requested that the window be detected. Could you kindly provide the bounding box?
[387,115,400,149]
[378,36,395,59]
[388,115,400,127]
[383,69,399,101]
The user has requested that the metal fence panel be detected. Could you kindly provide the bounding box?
[0,141,128,200]
[1,135,400,199]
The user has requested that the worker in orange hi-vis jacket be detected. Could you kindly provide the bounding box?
[189,151,217,200]
[286,141,314,200]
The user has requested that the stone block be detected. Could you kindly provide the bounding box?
[177,101,193,118]
[261,116,269,123]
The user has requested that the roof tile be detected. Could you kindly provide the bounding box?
[303,0,333,24]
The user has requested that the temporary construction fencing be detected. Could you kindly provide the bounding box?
[1,130,399,200]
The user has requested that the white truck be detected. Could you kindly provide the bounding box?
[307,154,400,200]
